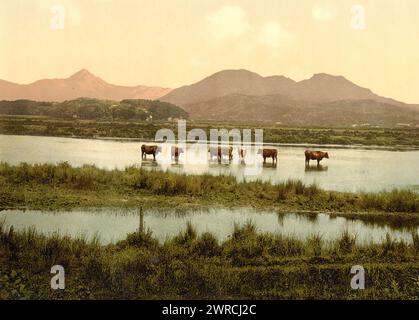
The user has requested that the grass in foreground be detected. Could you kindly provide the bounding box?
[0,221,417,299]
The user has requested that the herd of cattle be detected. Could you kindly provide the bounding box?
[140,144,329,165]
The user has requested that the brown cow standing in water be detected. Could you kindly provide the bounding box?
[208,146,233,162]
[305,150,329,166]
[171,146,184,160]
[258,148,278,164]
[141,144,160,160]
[238,147,247,160]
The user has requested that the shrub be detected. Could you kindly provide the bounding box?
[226,222,265,263]
[126,229,158,249]
[277,179,320,200]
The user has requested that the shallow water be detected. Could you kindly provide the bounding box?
[1,135,418,192]
[0,208,416,245]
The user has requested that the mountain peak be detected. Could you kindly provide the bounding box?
[207,69,262,80]
[311,73,345,80]
[0,69,171,101]
[69,69,98,80]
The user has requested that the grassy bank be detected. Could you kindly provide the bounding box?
[1,116,418,147]
[0,221,417,300]
[0,162,418,226]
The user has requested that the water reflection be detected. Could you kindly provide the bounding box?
[305,164,329,172]
[262,162,278,169]
[0,208,417,245]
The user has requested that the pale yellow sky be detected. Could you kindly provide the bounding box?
[1,0,418,103]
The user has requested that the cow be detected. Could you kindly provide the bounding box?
[238,147,247,160]
[208,146,233,162]
[305,150,329,166]
[258,148,278,164]
[141,144,160,160]
[171,146,184,160]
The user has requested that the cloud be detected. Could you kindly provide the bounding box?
[189,57,206,68]
[312,4,335,21]
[259,22,293,48]
[207,5,251,39]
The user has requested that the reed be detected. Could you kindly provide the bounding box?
[1,163,418,217]
[0,221,418,300]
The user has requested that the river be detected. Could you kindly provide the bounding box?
[0,134,418,192]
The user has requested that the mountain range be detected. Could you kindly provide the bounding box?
[0,69,171,101]
[161,69,403,107]
[160,69,419,126]
[1,69,418,127]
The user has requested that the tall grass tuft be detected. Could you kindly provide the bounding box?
[277,179,320,200]
[360,189,418,213]
[337,229,357,254]
[232,220,257,242]
[412,232,419,251]
[307,233,323,257]
[173,222,198,246]
[126,228,158,249]
[194,232,220,256]
[226,221,265,263]
[380,233,400,256]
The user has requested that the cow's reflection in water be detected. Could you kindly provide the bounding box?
[170,162,184,169]
[262,162,277,169]
[141,160,159,167]
[208,161,231,168]
[305,164,328,172]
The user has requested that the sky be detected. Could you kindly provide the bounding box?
[1,0,418,103]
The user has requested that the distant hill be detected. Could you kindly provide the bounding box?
[0,69,171,101]
[161,69,419,127]
[0,98,188,121]
[187,94,419,126]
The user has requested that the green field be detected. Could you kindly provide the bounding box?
[1,220,418,299]
[1,115,418,147]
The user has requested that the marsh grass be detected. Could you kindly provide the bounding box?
[277,179,320,200]
[360,189,418,213]
[173,221,198,246]
[194,232,220,256]
[0,221,418,299]
[125,228,158,249]
[1,163,417,217]
[307,233,323,257]
[412,232,419,251]
[337,230,357,254]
